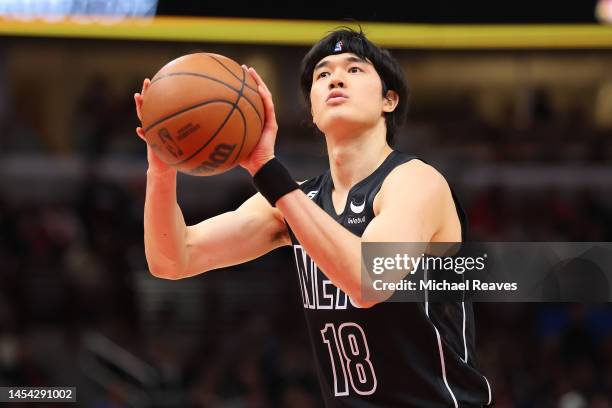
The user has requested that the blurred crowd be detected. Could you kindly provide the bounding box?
[1,178,611,407]
[0,65,611,407]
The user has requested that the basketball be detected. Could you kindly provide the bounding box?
[140,53,264,176]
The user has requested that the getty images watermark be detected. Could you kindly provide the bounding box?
[360,242,612,302]
[371,251,518,292]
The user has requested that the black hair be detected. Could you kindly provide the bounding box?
[299,27,410,146]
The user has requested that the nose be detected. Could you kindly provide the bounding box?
[328,70,345,89]
[329,79,344,89]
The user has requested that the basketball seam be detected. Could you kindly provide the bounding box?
[150,72,263,125]
[206,54,258,93]
[230,104,247,166]
[143,99,233,134]
[177,66,248,167]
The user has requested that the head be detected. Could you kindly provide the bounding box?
[300,27,409,146]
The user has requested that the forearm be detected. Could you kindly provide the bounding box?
[276,190,369,305]
[144,169,188,278]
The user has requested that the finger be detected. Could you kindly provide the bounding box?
[248,68,269,93]
[134,94,142,120]
[245,68,275,125]
[247,71,271,102]
[244,67,258,86]
[136,127,146,141]
[251,68,271,94]
[247,67,261,85]
[134,94,142,121]
[257,83,273,107]
[258,85,277,128]
[141,78,151,95]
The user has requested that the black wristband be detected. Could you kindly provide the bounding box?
[252,158,299,206]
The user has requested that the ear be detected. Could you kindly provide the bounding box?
[382,90,399,113]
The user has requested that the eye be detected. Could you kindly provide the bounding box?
[348,66,363,73]
[316,71,329,80]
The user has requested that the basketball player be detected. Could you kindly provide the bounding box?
[135,28,494,407]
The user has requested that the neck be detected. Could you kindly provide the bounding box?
[325,120,393,193]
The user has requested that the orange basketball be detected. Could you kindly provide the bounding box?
[141,53,264,176]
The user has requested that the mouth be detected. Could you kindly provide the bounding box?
[326,91,348,104]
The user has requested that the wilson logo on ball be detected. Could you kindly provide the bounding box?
[194,143,237,174]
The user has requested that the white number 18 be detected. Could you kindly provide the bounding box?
[320,322,377,396]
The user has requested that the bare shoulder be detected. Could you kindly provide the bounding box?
[378,159,461,241]
[377,159,449,208]
[390,159,445,184]
[366,158,458,243]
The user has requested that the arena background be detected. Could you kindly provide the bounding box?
[0,1,611,407]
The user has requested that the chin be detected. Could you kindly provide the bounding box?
[318,110,370,133]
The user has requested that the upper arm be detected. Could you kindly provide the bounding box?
[362,160,449,243]
[182,192,290,278]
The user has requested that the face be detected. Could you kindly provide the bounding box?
[310,52,397,136]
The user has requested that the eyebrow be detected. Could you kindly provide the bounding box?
[314,55,368,72]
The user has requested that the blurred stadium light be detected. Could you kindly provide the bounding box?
[597,0,612,23]
[0,0,158,21]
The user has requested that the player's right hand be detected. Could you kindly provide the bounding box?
[134,78,175,176]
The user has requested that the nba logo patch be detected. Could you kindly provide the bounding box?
[334,40,343,52]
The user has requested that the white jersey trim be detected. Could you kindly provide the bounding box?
[425,268,459,408]
[426,269,494,407]
[462,301,468,363]
[483,374,492,405]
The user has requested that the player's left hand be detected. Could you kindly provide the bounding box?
[240,66,278,176]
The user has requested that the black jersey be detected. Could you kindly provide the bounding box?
[287,151,494,407]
